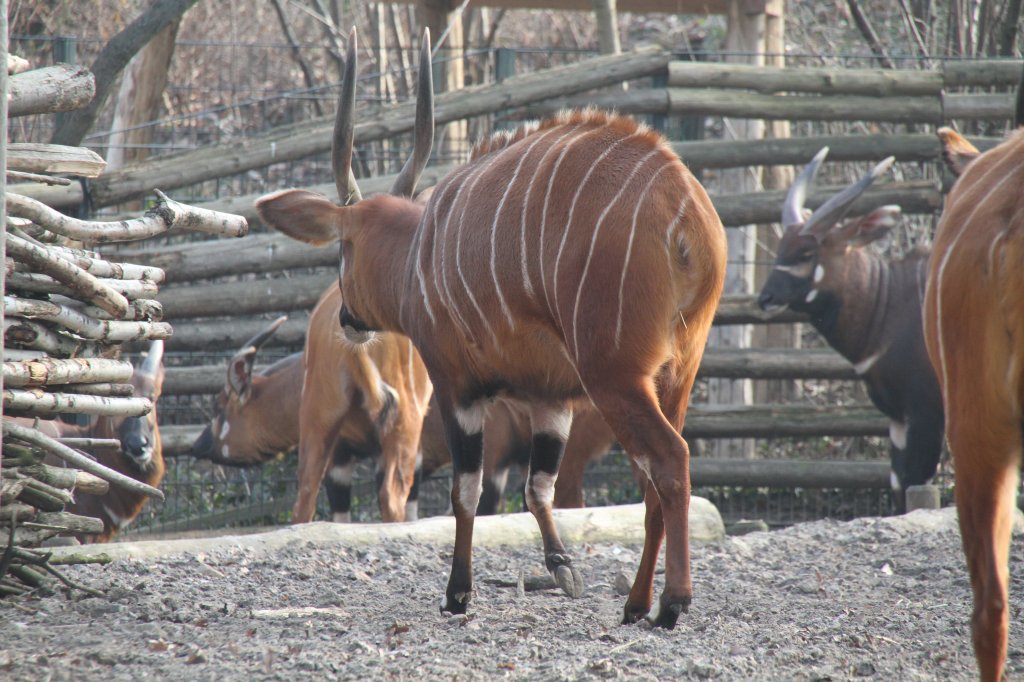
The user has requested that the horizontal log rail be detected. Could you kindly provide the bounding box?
[690,458,890,489]
[3,357,134,388]
[158,402,888,458]
[12,48,672,211]
[161,348,857,396]
[8,63,95,117]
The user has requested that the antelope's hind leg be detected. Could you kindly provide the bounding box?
[438,399,486,615]
[525,403,583,599]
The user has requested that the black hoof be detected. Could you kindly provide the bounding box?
[646,596,690,629]
[554,564,584,599]
[441,591,471,615]
[621,601,650,625]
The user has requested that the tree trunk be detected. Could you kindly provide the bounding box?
[416,0,466,162]
[106,17,181,171]
[51,0,200,147]
[592,0,621,55]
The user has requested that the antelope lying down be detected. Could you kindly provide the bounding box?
[758,149,944,511]
[257,30,726,627]
[924,127,1024,682]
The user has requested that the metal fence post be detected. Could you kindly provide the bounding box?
[494,48,516,131]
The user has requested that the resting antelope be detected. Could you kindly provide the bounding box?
[757,149,944,511]
[257,30,726,627]
[923,127,1024,682]
[60,340,166,542]
[191,316,618,516]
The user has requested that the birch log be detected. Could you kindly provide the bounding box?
[4,296,172,341]
[4,389,151,418]
[2,356,133,387]
[7,64,95,117]
[3,421,164,500]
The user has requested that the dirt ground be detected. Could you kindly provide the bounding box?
[2,505,1023,681]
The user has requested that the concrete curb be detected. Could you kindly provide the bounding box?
[49,497,725,562]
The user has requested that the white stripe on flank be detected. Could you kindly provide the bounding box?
[412,226,437,325]
[616,161,676,347]
[571,149,659,358]
[520,126,581,300]
[538,127,604,317]
[434,164,478,340]
[454,159,502,346]
[933,153,1023,401]
[552,134,634,327]
[663,185,690,273]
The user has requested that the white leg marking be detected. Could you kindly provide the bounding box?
[813,264,825,283]
[332,511,352,523]
[890,470,901,493]
[538,127,605,316]
[527,471,557,509]
[103,504,127,530]
[530,406,573,441]
[328,463,353,485]
[457,470,484,515]
[616,161,679,347]
[455,404,486,435]
[552,134,635,325]
[570,149,661,358]
[852,350,883,375]
[219,419,230,440]
[804,289,818,303]
[221,444,230,459]
[520,126,581,299]
[889,420,908,450]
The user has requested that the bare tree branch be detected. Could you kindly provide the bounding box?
[846,0,897,69]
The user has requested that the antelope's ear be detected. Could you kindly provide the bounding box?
[937,127,980,177]
[256,189,341,245]
[228,346,257,400]
[838,205,901,248]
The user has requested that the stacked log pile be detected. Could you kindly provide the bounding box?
[1,54,246,595]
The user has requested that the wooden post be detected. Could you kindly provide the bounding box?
[494,47,515,131]
[52,35,76,133]
[707,0,765,459]
[752,0,797,405]
[592,0,621,55]
[1,0,9,471]
[417,0,466,162]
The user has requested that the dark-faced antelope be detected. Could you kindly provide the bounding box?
[65,340,167,542]
[923,128,1024,682]
[757,149,945,511]
[257,29,727,628]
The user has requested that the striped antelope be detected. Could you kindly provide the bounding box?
[757,149,944,511]
[923,127,1024,682]
[257,29,727,628]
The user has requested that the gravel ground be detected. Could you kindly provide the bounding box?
[2,508,1023,681]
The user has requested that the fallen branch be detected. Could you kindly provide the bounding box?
[6,170,71,185]
[4,317,103,357]
[7,271,159,300]
[3,421,164,500]
[58,383,135,397]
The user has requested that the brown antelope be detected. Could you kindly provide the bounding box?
[191,317,618,516]
[923,127,1024,682]
[257,29,727,628]
[62,340,166,542]
[757,149,944,512]
[192,288,432,523]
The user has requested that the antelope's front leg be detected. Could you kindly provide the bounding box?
[526,404,583,599]
[440,402,485,615]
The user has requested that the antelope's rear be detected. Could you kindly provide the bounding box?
[923,128,1024,681]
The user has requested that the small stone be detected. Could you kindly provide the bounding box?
[613,572,632,596]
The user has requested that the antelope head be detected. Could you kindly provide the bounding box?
[191,316,290,466]
[121,340,165,472]
[256,28,434,344]
[758,148,899,316]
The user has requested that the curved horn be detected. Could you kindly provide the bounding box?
[782,146,828,227]
[138,340,164,377]
[390,28,435,198]
[333,28,362,206]
[235,315,288,356]
[800,156,895,237]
